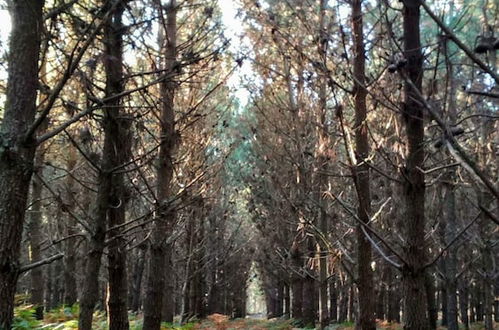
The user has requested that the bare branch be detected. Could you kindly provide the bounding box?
[20,253,64,273]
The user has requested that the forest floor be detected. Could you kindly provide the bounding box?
[13,305,496,330]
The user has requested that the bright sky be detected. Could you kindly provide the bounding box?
[219,0,252,107]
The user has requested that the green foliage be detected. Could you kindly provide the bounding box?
[45,304,79,323]
[161,321,197,329]
[12,305,41,330]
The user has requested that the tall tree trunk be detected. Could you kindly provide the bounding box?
[386,266,400,322]
[440,34,459,330]
[53,259,63,307]
[338,275,348,323]
[79,210,107,329]
[425,273,437,329]
[28,138,47,319]
[348,285,355,323]
[329,277,338,322]
[143,1,177,328]
[63,145,78,306]
[45,263,54,310]
[161,246,175,322]
[458,278,470,329]
[351,0,375,329]
[79,1,131,328]
[400,1,429,328]
[0,1,44,328]
[291,241,304,322]
[104,1,131,328]
[302,272,317,327]
[315,1,329,327]
[130,247,146,312]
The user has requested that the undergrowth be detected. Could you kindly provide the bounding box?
[12,304,497,329]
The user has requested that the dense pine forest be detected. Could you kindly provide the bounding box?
[0,0,497,329]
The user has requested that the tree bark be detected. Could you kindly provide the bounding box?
[302,272,317,327]
[28,142,47,319]
[458,278,469,329]
[130,247,146,312]
[400,1,429,329]
[425,273,437,330]
[103,1,131,328]
[386,265,400,322]
[0,1,44,328]
[79,1,131,328]
[351,0,375,329]
[329,277,338,322]
[291,241,304,322]
[63,145,78,306]
[315,1,329,327]
[143,1,178,328]
[441,35,459,330]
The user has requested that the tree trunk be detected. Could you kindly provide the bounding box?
[103,1,131,328]
[441,35,459,330]
[79,2,132,328]
[28,144,47,319]
[348,285,355,323]
[441,286,448,326]
[130,247,146,312]
[329,277,338,322]
[0,1,44,328]
[52,259,63,307]
[351,0,375,328]
[143,1,178,328]
[315,1,329,327]
[483,272,494,330]
[338,276,348,323]
[291,274,303,321]
[276,281,284,317]
[302,273,317,327]
[63,145,78,306]
[458,278,469,329]
[400,1,429,329]
[78,219,106,329]
[45,263,54,310]
[425,273,437,330]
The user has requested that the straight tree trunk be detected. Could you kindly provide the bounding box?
[425,273,437,329]
[351,0,375,329]
[276,281,284,317]
[400,1,429,328]
[63,145,78,306]
[53,259,63,307]
[143,1,178,328]
[28,142,47,319]
[329,277,338,322]
[0,1,44,328]
[79,1,131,328]
[291,243,304,322]
[302,273,317,327]
[45,263,53,310]
[338,276,348,323]
[316,1,329,327]
[386,265,400,322]
[458,278,470,329]
[284,283,290,318]
[130,247,146,312]
[161,246,175,322]
[441,285,448,326]
[348,285,355,323]
[103,1,132,328]
[441,35,459,330]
